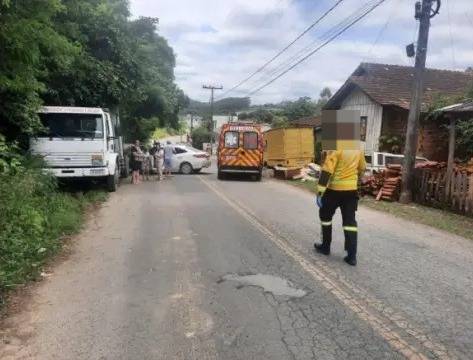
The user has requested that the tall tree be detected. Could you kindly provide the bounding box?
[0,0,76,140]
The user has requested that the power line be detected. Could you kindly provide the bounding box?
[232,0,379,97]
[217,0,346,99]
[364,0,397,62]
[246,0,388,96]
[260,0,380,82]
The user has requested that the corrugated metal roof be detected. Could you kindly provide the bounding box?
[438,101,473,113]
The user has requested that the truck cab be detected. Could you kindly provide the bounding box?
[30,106,124,191]
[364,151,428,174]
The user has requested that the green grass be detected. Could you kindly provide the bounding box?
[286,178,473,240]
[359,197,473,240]
[0,167,107,304]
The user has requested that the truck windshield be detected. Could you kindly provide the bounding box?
[39,113,104,138]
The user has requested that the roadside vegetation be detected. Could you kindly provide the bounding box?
[237,87,332,128]
[287,179,473,240]
[0,0,187,144]
[0,0,187,305]
[152,121,188,141]
[0,145,107,305]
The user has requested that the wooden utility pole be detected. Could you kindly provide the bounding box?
[445,115,456,198]
[202,85,223,153]
[399,0,439,203]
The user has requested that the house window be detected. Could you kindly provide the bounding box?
[360,116,367,141]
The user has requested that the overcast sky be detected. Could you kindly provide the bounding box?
[130,0,473,105]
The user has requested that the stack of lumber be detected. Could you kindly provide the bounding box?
[361,165,402,201]
[415,161,446,170]
[361,172,384,196]
[376,164,402,201]
[454,158,473,174]
[274,166,302,180]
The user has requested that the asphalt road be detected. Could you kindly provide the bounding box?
[2,167,473,360]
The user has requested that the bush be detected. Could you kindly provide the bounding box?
[191,126,212,150]
[0,159,106,303]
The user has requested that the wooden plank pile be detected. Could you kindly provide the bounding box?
[361,164,402,201]
[376,164,402,201]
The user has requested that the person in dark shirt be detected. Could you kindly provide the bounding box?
[130,140,144,184]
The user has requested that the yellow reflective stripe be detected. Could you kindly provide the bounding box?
[330,178,357,185]
[317,185,327,192]
[343,226,358,232]
[321,221,332,226]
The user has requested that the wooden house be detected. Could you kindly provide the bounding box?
[324,63,473,160]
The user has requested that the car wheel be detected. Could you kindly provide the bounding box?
[180,162,193,175]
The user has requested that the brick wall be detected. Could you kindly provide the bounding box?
[380,106,448,161]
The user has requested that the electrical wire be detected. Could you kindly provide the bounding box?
[363,0,397,62]
[216,0,346,100]
[245,0,388,97]
[243,0,381,94]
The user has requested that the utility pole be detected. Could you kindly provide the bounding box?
[202,84,223,154]
[399,0,440,203]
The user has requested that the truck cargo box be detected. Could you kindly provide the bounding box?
[263,127,314,168]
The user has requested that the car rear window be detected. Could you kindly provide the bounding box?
[224,131,239,148]
[243,132,258,149]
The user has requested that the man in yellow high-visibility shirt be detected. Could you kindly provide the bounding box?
[314,111,366,266]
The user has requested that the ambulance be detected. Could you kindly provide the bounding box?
[217,123,263,180]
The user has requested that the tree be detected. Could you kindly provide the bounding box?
[191,126,212,150]
[455,119,473,160]
[238,109,273,123]
[0,0,77,141]
[283,97,317,121]
[1,1,185,145]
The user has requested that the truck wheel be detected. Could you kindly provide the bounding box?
[217,171,225,180]
[180,162,193,175]
[107,164,119,192]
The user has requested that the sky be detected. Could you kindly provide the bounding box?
[130,0,473,105]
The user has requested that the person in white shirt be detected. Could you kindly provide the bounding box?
[155,142,164,180]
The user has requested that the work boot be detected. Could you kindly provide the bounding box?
[314,224,332,255]
[344,236,357,266]
[344,255,357,266]
[314,242,330,255]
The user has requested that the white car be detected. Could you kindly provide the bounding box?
[169,144,211,174]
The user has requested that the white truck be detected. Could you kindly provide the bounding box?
[30,106,126,192]
[364,151,428,174]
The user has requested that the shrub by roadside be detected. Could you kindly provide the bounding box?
[0,158,107,304]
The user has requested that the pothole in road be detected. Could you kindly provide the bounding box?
[219,273,307,298]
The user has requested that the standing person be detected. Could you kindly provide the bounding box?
[155,142,164,181]
[314,149,366,266]
[163,140,174,177]
[130,140,144,185]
